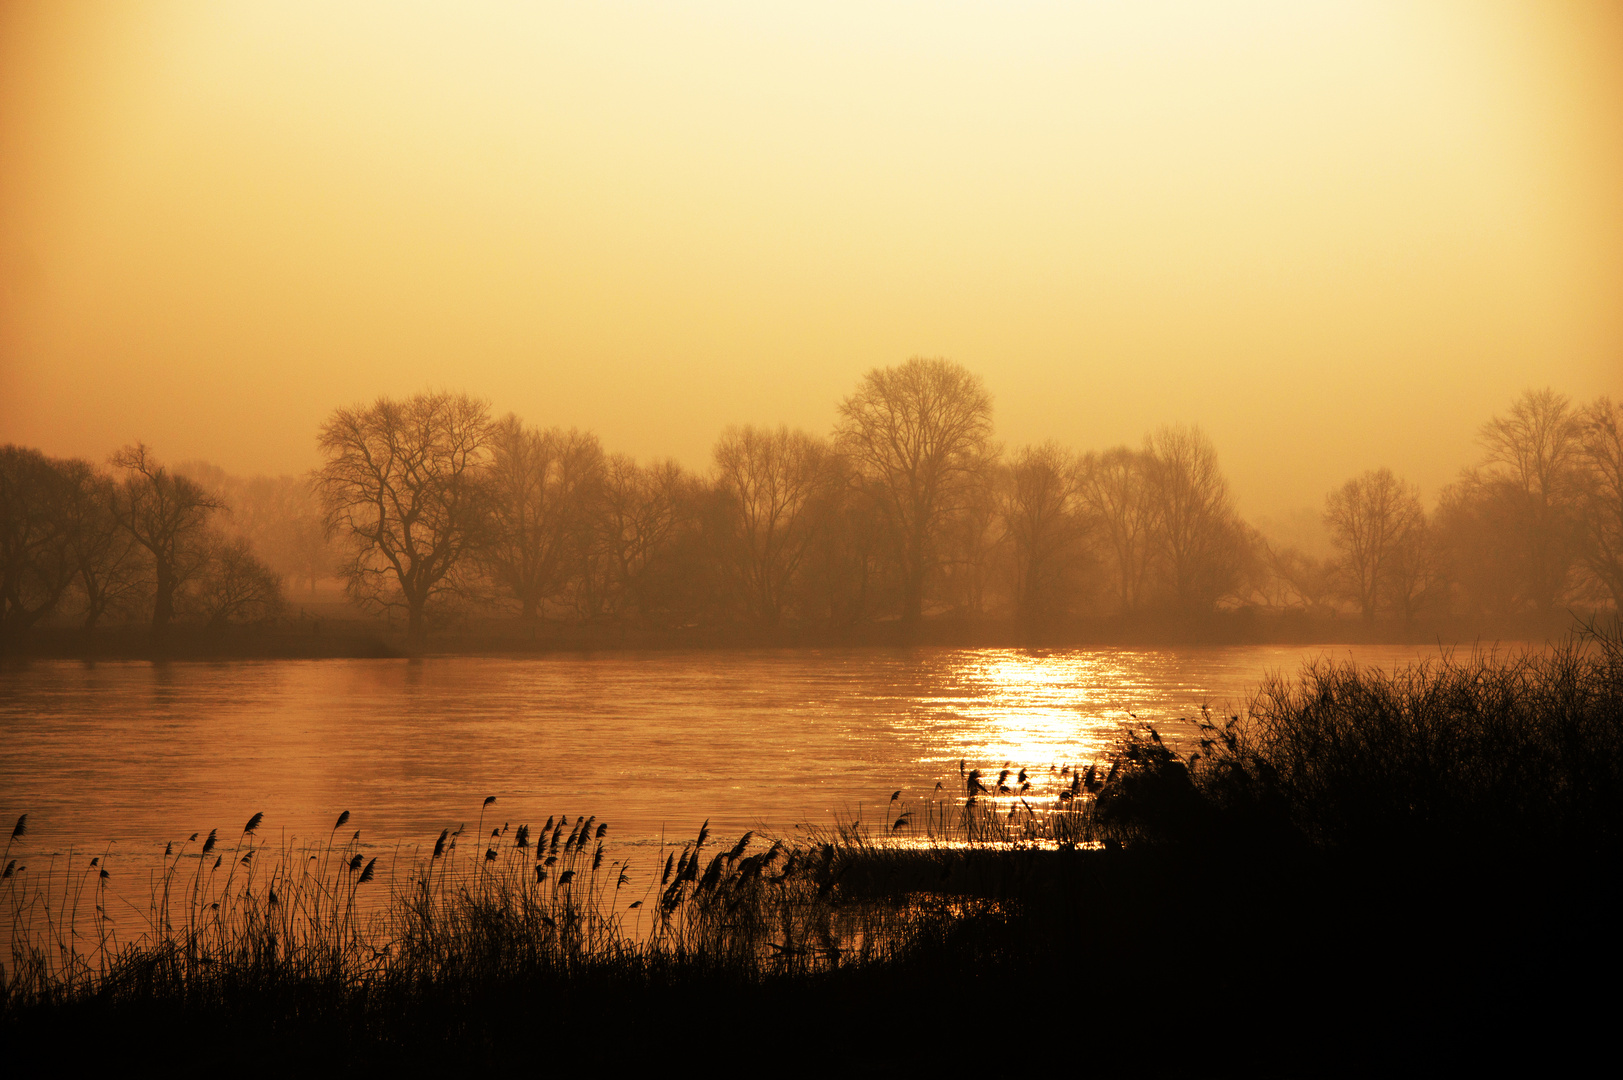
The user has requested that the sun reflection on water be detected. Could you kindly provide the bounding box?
[907,650,1222,801]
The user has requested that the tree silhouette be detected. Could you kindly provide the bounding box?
[60,459,146,629]
[1002,442,1087,627]
[1077,446,1155,615]
[483,417,603,621]
[1141,425,1247,614]
[1324,468,1425,620]
[836,358,994,626]
[714,425,836,628]
[0,446,79,634]
[1577,397,1623,609]
[110,444,220,633]
[317,392,493,644]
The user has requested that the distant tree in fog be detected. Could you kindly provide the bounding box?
[1141,425,1247,614]
[796,468,889,630]
[593,456,696,626]
[191,534,283,626]
[1478,389,1583,611]
[1323,468,1425,620]
[1577,397,1623,609]
[1436,389,1583,615]
[1077,447,1155,615]
[1383,513,1435,621]
[176,463,333,594]
[482,416,604,621]
[111,444,221,633]
[0,446,79,634]
[937,461,1004,617]
[1260,541,1336,612]
[1002,443,1088,626]
[713,425,835,628]
[316,392,494,643]
[836,358,994,626]
[59,460,146,629]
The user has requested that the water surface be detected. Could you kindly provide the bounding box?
[2,644,1451,863]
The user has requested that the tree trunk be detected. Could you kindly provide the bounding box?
[901,567,924,626]
[406,599,426,646]
[151,567,175,633]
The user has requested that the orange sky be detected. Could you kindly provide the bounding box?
[2,1,1620,523]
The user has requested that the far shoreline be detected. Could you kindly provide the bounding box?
[0,609,1586,663]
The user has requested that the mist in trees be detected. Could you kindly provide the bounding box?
[6,374,1620,647]
[1002,443,1089,627]
[112,444,224,632]
[480,417,604,622]
[1578,398,1623,610]
[316,392,495,644]
[0,446,80,633]
[835,357,996,627]
[713,425,837,629]
[1324,469,1425,621]
[0,444,285,641]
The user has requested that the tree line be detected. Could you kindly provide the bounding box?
[0,444,286,637]
[3,359,1620,644]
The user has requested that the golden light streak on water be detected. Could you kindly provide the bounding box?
[0,643,1466,940]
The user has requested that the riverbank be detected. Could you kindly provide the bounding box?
[5,625,1620,1065]
[1,606,1589,661]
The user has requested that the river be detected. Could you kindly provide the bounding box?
[2,644,1462,866]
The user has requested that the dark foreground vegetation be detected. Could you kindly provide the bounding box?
[5,623,1622,1065]
[4,370,1620,656]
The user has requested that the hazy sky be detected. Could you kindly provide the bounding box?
[2,1,1620,522]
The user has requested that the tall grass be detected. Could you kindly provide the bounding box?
[6,621,1623,1060]
[1090,617,1623,857]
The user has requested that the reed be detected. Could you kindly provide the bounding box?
[4,620,1621,1063]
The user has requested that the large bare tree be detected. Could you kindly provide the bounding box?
[1323,468,1425,620]
[1476,388,1583,612]
[836,357,994,626]
[713,425,835,628]
[60,460,147,629]
[111,443,221,633]
[1577,397,1623,609]
[0,446,80,634]
[593,455,694,625]
[316,392,494,643]
[1141,425,1246,614]
[1077,446,1155,615]
[483,416,604,621]
[1002,442,1086,626]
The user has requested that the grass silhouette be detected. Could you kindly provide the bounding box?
[4,620,1621,1065]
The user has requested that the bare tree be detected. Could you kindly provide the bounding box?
[59,460,147,629]
[1577,396,1623,609]
[1383,513,1434,621]
[192,534,283,626]
[483,417,604,621]
[937,461,1004,617]
[1141,425,1246,614]
[1002,442,1087,626]
[192,469,332,595]
[1475,388,1583,612]
[1260,541,1336,613]
[1077,446,1155,615]
[836,357,994,626]
[0,446,79,634]
[796,468,888,630]
[1323,468,1425,620]
[713,425,835,628]
[316,392,494,643]
[594,456,693,625]
[111,444,221,633]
